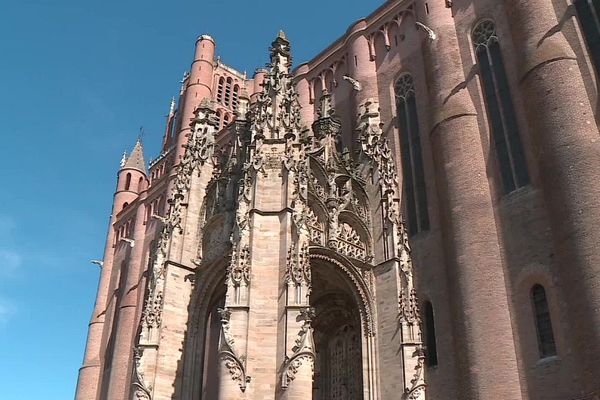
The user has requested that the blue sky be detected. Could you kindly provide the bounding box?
[0,0,380,398]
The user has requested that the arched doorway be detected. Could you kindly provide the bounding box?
[200,294,225,399]
[310,256,365,400]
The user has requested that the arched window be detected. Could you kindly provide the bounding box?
[423,301,438,367]
[232,85,240,111]
[575,0,600,78]
[224,77,233,108]
[531,284,557,358]
[473,20,530,194]
[137,177,144,192]
[125,173,132,191]
[395,74,429,236]
[217,77,224,104]
[223,113,230,127]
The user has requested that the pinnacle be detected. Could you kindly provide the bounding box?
[278,30,287,40]
[198,97,215,110]
[123,138,147,173]
[169,97,176,115]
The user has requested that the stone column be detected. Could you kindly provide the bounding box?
[280,308,315,400]
[217,308,249,400]
[417,2,523,398]
[105,200,148,400]
[216,242,251,400]
[505,0,600,390]
[281,241,313,400]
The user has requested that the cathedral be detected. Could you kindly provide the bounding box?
[75,1,600,399]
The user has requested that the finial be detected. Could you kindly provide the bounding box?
[120,151,127,168]
[179,71,189,95]
[169,97,176,115]
[278,30,287,40]
[138,126,145,142]
[317,89,335,119]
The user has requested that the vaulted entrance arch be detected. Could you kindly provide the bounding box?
[310,256,364,400]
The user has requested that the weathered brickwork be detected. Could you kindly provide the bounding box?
[76,1,600,399]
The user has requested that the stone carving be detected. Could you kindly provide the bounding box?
[402,346,426,400]
[171,99,219,232]
[142,290,163,329]
[281,307,316,389]
[312,90,341,140]
[218,307,250,392]
[250,31,302,141]
[357,99,412,259]
[229,244,251,287]
[132,347,152,400]
[399,288,421,325]
[310,176,327,199]
[336,222,367,261]
[202,222,229,264]
[285,243,311,288]
[342,75,362,91]
[415,21,437,41]
[306,207,325,245]
[355,100,426,399]
[133,99,219,398]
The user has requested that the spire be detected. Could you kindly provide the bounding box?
[270,29,291,73]
[169,97,176,116]
[251,32,301,140]
[312,89,341,141]
[123,138,147,173]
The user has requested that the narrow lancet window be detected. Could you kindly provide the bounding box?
[232,84,240,111]
[424,301,438,367]
[395,74,429,236]
[531,284,557,358]
[225,77,233,108]
[575,0,600,78]
[125,173,131,191]
[473,20,529,194]
[217,77,224,104]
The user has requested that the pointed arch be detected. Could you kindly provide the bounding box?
[217,76,225,104]
[125,172,132,191]
[309,249,375,336]
[472,19,529,194]
[531,284,557,358]
[394,73,429,235]
[183,255,229,399]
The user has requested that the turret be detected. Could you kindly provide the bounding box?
[251,68,267,102]
[236,87,250,120]
[115,139,147,212]
[175,35,216,161]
